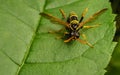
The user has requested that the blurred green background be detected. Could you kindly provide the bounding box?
[106,0,120,75]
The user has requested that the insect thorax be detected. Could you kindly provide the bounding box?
[67,12,79,30]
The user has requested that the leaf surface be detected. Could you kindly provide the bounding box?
[0,0,116,75]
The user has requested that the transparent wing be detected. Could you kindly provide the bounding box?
[40,12,69,27]
[77,8,108,30]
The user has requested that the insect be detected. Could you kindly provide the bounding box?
[40,8,107,47]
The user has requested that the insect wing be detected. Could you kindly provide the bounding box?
[40,12,69,27]
[77,8,108,29]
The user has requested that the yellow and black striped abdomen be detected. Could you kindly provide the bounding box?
[67,12,79,30]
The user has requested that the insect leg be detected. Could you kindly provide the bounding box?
[77,8,107,30]
[81,34,87,40]
[64,32,69,35]
[79,8,88,23]
[77,34,93,48]
[48,30,63,40]
[48,28,67,39]
[59,9,66,19]
[83,24,100,29]
[56,31,69,39]
[64,36,74,42]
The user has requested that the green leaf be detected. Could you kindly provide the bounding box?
[105,0,120,74]
[0,0,116,75]
[106,37,120,75]
[105,14,120,75]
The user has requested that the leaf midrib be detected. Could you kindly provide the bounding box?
[16,0,47,75]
